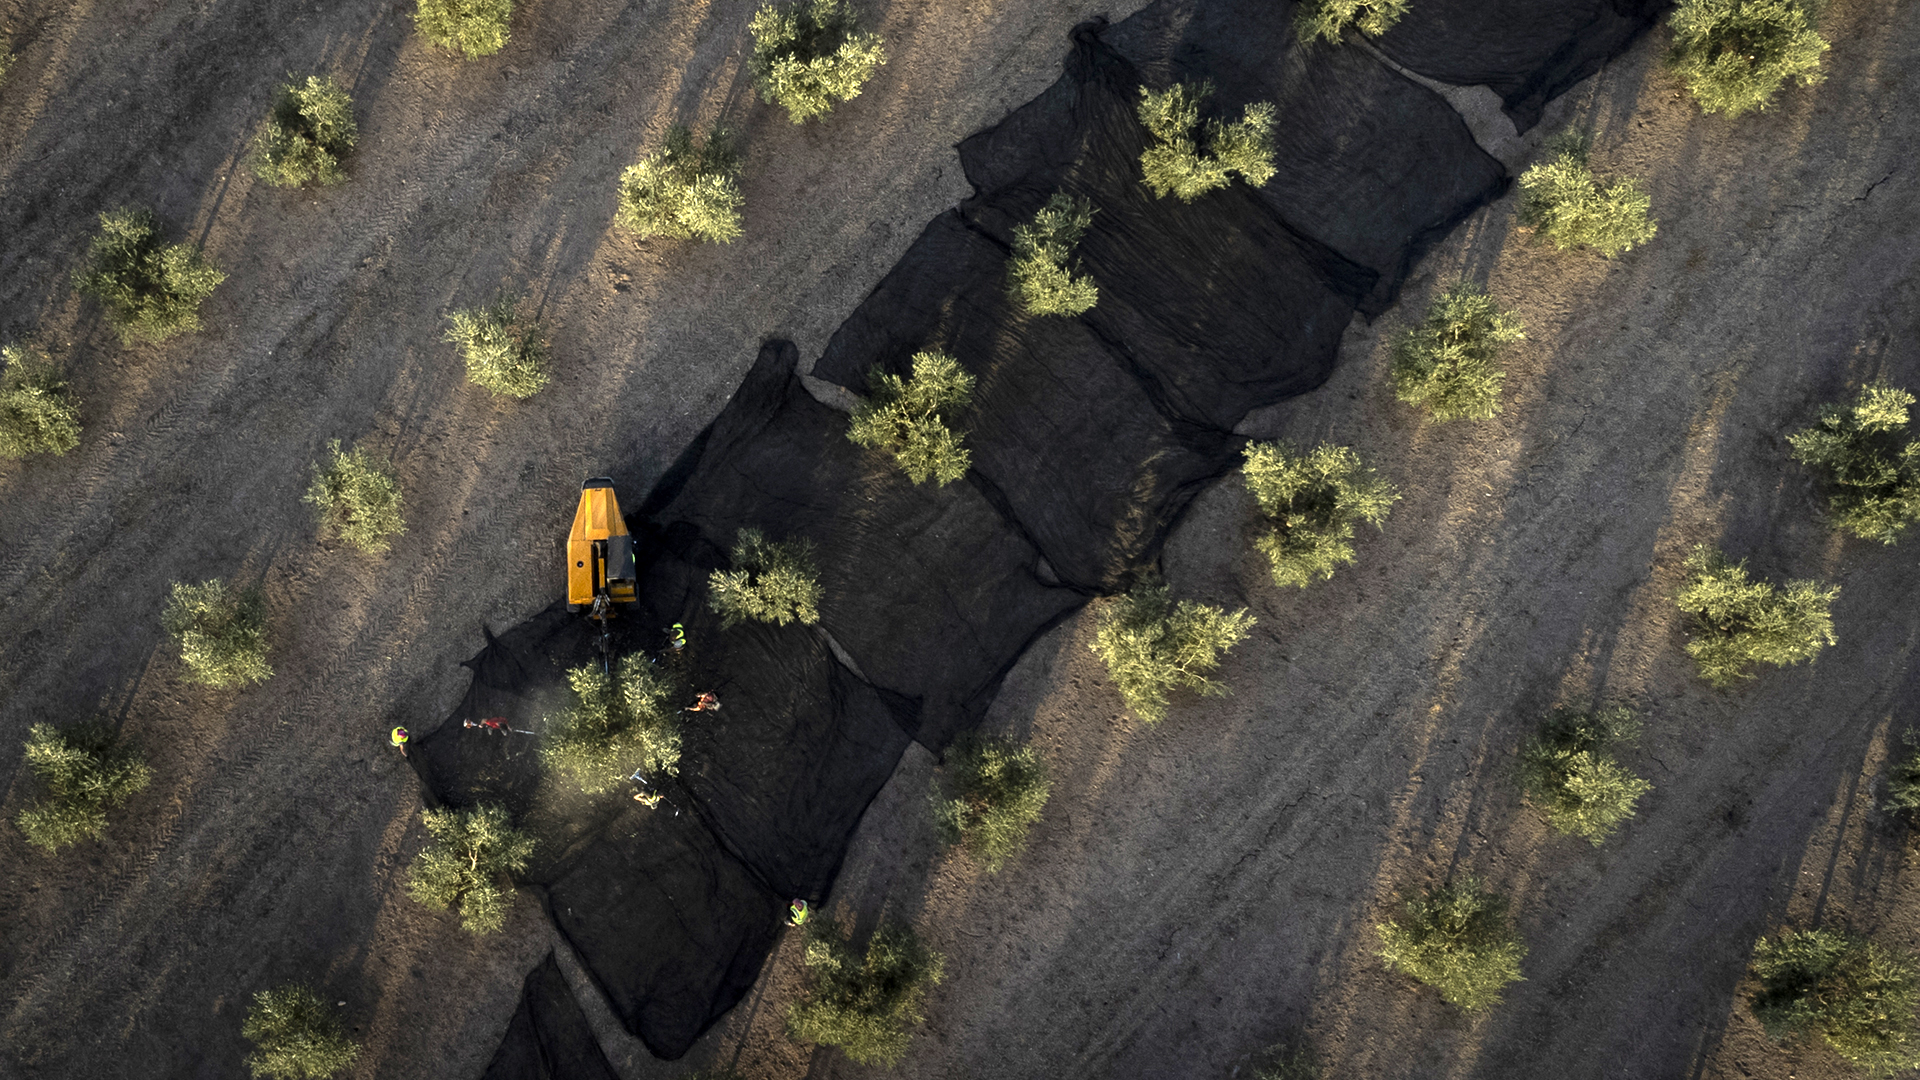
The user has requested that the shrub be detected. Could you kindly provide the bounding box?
[1006,192,1097,317]
[1293,0,1411,45]
[1788,382,1920,545]
[1516,131,1657,258]
[416,0,512,60]
[405,803,534,934]
[708,527,823,628]
[1242,440,1399,588]
[847,349,974,486]
[1886,743,1920,815]
[748,0,887,124]
[250,75,357,188]
[787,920,944,1067]
[1517,706,1652,845]
[303,439,405,554]
[1749,928,1920,1076]
[241,984,360,1080]
[13,721,153,854]
[931,735,1050,872]
[163,579,273,688]
[542,654,681,794]
[1249,1040,1322,1080]
[0,343,82,457]
[615,125,743,243]
[1376,876,1527,1012]
[1137,81,1276,203]
[1675,545,1837,688]
[1668,0,1829,116]
[0,44,14,88]
[444,296,548,399]
[1090,576,1255,724]
[1390,281,1524,423]
[76,207,226,345]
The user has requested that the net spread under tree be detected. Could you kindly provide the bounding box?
[1749,928,1920,1077]
[1668,0,1829,116]
[1241,440,1399,588]
[786,920,945,1067]
[13,721,153,855]
[303,439,405,554]
[748,0,887,124]
[0,343,82,458]
[405,803,535,935]
[1006,192,1098,317]
[416,0,513,59]
[445,296,549,399]
[616,126,744,243]
[1516,131,1657,258]
[76,207,226,345]
[1391,280,1524,422]
[1516,705,1652,845]
[1090,576,1255,724]
[846,349,975,486]
[542,654,682,794]
[1293,0,1412,45]
[930,735,1051,872]
[1136,81,1277,202]
[250,75,357,188]
[1674,545,1837,688]
[163,578,272,688]
[707,527,823,628]
[1376,876,1527,1012]
[1788,381,1920,545]
[241,984,360,1080]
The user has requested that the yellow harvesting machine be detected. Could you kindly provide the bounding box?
[567,477,637,617]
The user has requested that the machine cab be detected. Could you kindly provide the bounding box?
[567,477,637,612]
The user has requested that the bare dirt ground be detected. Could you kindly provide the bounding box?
[3,1,1917,1080]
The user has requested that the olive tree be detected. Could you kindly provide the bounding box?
[1390,281,1524,423]
[1006,192,1097,317]
[404,804,535,935]
[416,0,512,59]
[1885,743,1920,815]
[1675,545,1837,688]
[1668,0,1829,116]
[542,654,681,794]
[931,735,1050,872]
[1137,81,1276,202]
[241,984,360,1080]
[1788,381,1920,545]
[13,721,152,854]
[1517,706,1652,845]
[616,125,743,243]
[163,578,272,688]
[847,349,974,486]
[445,296,548,399]
[1517,131,1657,258]
[787,920,944,1067]
[748,0,887,124]
[708,527,823,628]
[1294,0,1411,45]
[304,439,405,554]
[1090,576,1255,724]
[76,208,226,345]
[1377,876,1527,1012]
[1749,928,1920,1076]
[0,343,81,458]
[1242,440,1398,588]
[250,75,357,188]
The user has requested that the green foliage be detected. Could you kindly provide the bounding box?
[1750,928,1920,1076]
[241,984,360,1080]
[1668,0,1829,116]
[615,125,743,243]
[1089,577,1255,724]
[1517,706,1652,845]
[404,804,535,935]
[1788,382,1920,545]
[0,44,15,88]
[1516,132,1657,258]
[444,296,548,399]
[1137,81,1276,202]
[1293,0,1411,45]
[1007,192,1098,317]
[708,527,823,629]
[76,207,226,345]
[1675,545,1837,688]
[1390,281,1524,422]
[931,735,1050,872]
[542,654,681,794]
[1242,440,1399,588]
[303,439,405,554]
[0,343,82,457]
[786,921,945,1067]
[847,349,975,486]
[1249,1040,1323,1080]
[13,721,152,854]
[416,0,512,59]
[1376,876,1527,1012]
[251,75,357,188]
[749,0,887,124]
[163,579,272,688]
[1885,742,1920,815]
